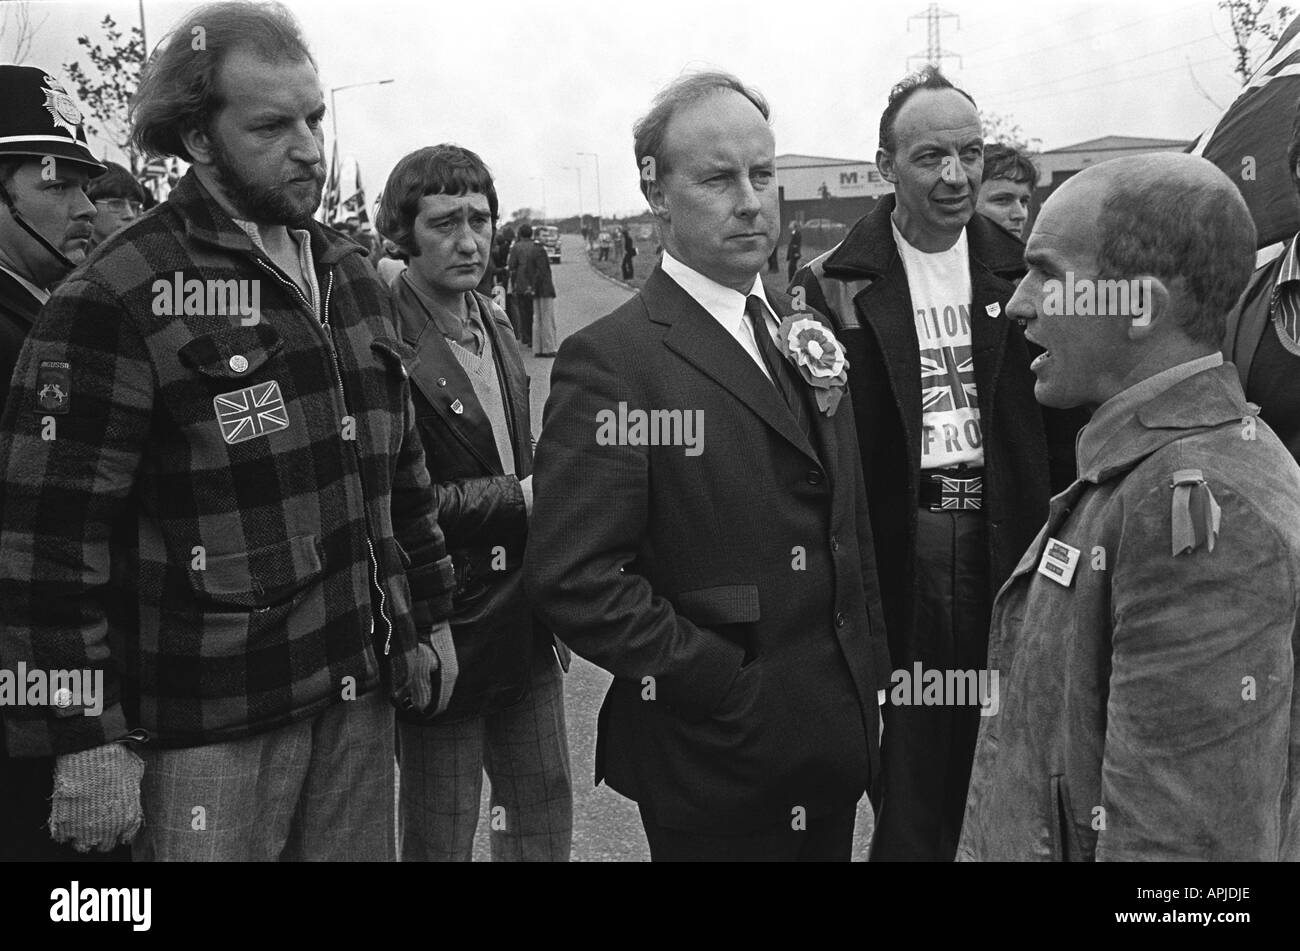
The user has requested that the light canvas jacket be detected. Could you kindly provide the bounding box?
[958,362,1300,861]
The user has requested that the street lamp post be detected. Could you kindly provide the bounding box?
[326,78,394,218]
[329,78,395,158]
[561,164,584,221]
[577,152,603,231]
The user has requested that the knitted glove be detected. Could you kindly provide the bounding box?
[411,620,459,717]
[49,743,145,853]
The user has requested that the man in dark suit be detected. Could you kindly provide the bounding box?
[524,71,890,861]
[791,66,1086,861]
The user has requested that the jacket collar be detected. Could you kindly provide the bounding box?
[660,249,775,331]
[395,280,515,474]
[645,265,837,472]
[167,169,363,267]
[822,193,1026,281]
[1078,362,1253,483]
[0,267,45,327]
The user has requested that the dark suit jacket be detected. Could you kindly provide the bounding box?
[0,269,42,409]
[523,265,889,834]
[393,282,541,721]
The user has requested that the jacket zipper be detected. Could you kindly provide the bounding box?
[252,258,395,656]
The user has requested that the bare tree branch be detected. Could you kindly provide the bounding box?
[1219,0,1295,84]
[1,1,49,64]
[1187,56,1227,111]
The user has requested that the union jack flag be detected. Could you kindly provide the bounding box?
[921,344,976,412]
[214,381,290,445]
[1190,13,1300,251]
[935,475,983,510]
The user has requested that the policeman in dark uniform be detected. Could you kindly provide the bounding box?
[0,64,112,861]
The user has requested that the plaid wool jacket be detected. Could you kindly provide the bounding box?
[0,170,455,757]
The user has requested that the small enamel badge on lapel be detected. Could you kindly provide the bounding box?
[451,398,464,415]
[1036,537,1080,587]
[986,302,1002,318]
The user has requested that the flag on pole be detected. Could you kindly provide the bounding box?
[1191,14,1300,250]
[321,138,341,224]
[342,163,369,225]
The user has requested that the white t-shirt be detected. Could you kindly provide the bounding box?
[892,220,983,470]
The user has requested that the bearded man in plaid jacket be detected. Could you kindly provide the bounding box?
[0,1,455,861]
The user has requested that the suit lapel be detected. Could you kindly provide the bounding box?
[649,268,820,465]
[970,262,1013,434]
[395,281,503,474]
[856,260,922,465]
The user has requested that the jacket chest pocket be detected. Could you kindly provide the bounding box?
[178,323,286,381]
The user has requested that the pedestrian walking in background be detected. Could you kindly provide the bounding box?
[620,223,635,279]
[507,223,537,345]
[530,227,558,356]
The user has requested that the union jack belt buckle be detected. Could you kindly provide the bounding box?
[931,473,983,511]
[214,380,290,444]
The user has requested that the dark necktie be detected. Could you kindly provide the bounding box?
[745,294,812,441]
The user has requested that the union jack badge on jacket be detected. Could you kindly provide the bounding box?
[214,380,290,444]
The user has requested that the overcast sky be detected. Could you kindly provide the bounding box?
[7,0,1282,218]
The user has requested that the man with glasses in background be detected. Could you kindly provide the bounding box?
[85,161,148,252]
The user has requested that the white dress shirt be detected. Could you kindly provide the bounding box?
[661,250,780,381]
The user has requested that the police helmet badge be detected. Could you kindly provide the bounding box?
[41,74,83,135]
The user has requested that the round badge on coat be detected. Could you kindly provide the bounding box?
[229,355,249,373]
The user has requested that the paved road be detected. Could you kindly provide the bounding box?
[468,234,875,860]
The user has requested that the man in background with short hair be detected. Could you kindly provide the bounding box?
[85,161,148,251]
[975,143,1038,239]
[507,224,537,346]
